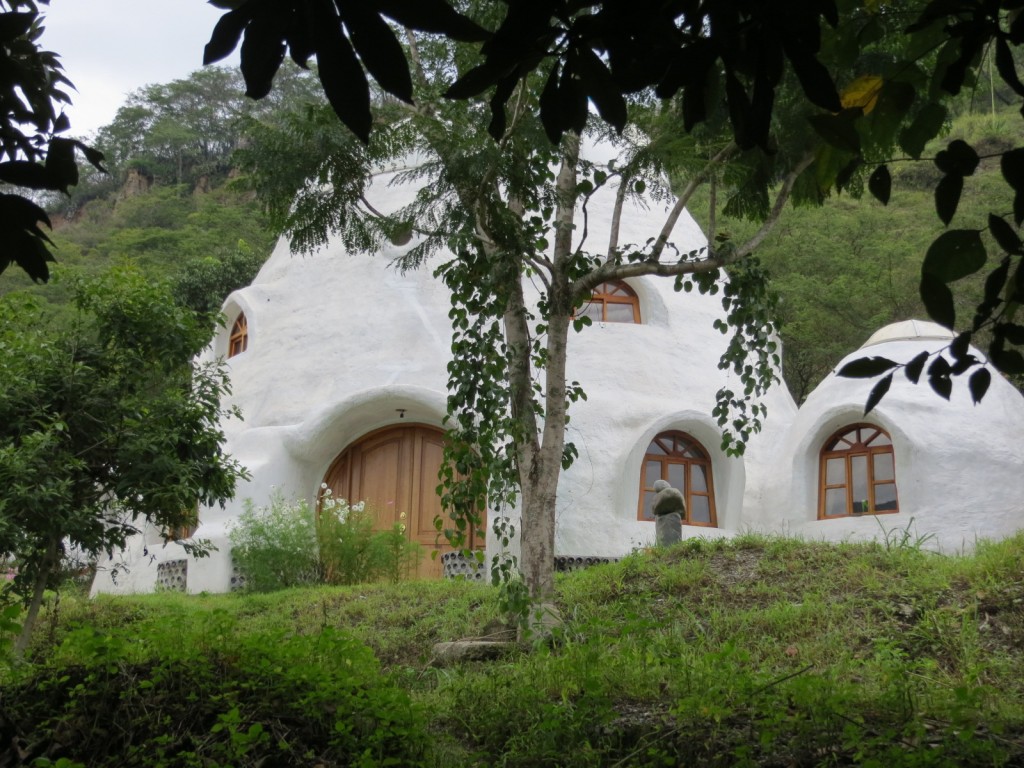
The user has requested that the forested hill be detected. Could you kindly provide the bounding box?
[0,65,325,325]
[0,63,1019,399]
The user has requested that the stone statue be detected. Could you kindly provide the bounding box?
[652,479,685,547]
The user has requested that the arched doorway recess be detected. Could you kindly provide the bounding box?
[322,424,483,579]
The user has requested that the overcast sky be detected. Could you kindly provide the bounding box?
[39,1,241,137]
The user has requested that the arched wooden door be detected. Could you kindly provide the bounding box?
[322,424,482,579]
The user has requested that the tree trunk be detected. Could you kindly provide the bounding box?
[13,537,59,659]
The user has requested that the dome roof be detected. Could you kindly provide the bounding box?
[860,319,955,349]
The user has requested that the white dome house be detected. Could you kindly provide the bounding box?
[757,320,1024,550]
[90,151,1024,595]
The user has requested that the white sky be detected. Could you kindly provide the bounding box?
[39,1,241,138]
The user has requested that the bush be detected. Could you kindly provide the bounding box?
[4,621,428,766]
[318,487,421,586]
[229,490,421,592]
[228,493,320,592]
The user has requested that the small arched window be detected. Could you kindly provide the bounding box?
[819,424,899,518]
[637,431,716,526]
[579,280,640,324]
[228,313,248,358]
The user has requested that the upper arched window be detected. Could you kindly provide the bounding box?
[228,313,248,358]
[579,280,640,324]
[637,431,716,526]
[819,424,899,518]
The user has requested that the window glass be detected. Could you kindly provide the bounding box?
[851,455,868,501]
[605,302,635,323]
[824,488,847,517]
[642,492,655,520]
[668,463,685,493]
[691,496,711,523]
[873,452,894,481]
[228,313,248,358]
[645,460,662,485]
[826,457,845,485]
[875,484,898,510]
[691,465,708,493]
[580,280,640,324]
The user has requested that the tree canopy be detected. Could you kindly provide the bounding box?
[0,267,246,653]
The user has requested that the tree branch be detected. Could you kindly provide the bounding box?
[648,141,738,262]
[734,151,814,260]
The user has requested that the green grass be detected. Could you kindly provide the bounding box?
[7,533,1024,766]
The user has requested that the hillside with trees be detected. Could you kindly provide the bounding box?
[0,64,325,325]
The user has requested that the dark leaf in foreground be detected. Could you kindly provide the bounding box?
[968,367,991,404]
[868,165,891,205]
[904,351,929,383]
[864,372,892,415]
[837,356,899,378]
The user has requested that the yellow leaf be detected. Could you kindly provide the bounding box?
[841,75,884,114]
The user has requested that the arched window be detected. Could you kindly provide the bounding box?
[637,431,716,526]
[579,280,641,324]
[819,424,899,518]
[228,313,248,357]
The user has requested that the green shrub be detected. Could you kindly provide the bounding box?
[317,487,421,585]
[228,492,320,592]
[229,490,421,592]
[6,621,427,766]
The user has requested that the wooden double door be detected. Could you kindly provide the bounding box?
[321,424,482,579]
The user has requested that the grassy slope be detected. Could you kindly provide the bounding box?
[5,534,1024,766]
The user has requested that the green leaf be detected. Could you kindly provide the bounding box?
[868,165,891,205]
[920,272,956,329]
[1000,323,1024,345]
[929,372,952,400]
[239,11,285,100]
[837,356,899,378]
[807,109,861,154]
[577,47,627,133]
[864,372,892,415]
[922,229,986,283]
[899,103,947,159]
[969,367,991,404]
[934,173,963,225]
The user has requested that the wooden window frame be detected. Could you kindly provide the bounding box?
[636,431,717,527]
[228,312,248,358]
[818,423,899,519]
[579,280,641,324]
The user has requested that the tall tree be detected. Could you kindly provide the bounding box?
[228,4,915,611]
[0,268,245,654]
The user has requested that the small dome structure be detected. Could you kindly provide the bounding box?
[756,321,1024,550]
[860,319,955,349]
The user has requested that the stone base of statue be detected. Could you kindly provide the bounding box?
[655,511,682,547]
